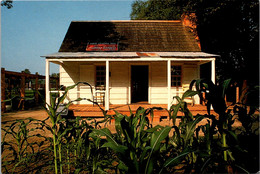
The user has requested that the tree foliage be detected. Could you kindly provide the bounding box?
[23,69,31,74]
[131,0,259,86]
[193,0,259,85]
[1,0,13,9]
[131,0,182,20]
[51,73,60,78]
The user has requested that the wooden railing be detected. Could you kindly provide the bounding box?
[1,68,59,112]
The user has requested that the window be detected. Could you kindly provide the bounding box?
[171,65,182,87]
[96,66,106,86]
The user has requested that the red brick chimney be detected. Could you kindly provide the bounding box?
[181,13,201,49]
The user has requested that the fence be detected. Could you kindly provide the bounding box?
[1,68,59,112]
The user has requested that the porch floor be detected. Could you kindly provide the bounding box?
[69,103,216,122]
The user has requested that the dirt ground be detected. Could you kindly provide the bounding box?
[2,107,48,122]
[1,106,244,126]
[1,106,243,140]
[1,107,249,173]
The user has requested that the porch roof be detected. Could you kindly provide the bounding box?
[42,51,218,59]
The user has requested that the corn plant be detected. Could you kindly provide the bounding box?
[88,128,116,174]
[190,79,229,159]
[160,88,203,173]
[59,116,111,174]
[63,117,91,173]
[164,81,242,173]
[92,106,172,174]
[3,79,257,173]
[233,86,259,135]
[168,89,199,126]
[42,82,92,174]
[1,118,49,173]
[231,85,259,173]
[189,79,253,173]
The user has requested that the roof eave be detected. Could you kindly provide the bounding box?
[41,52,219,59]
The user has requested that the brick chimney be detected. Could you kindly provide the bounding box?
[181,13,201,49]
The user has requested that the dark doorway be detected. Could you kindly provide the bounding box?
[200,62,211,80]
[131,65,149,103]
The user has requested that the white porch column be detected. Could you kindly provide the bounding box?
[105,60,110,110]
[211,59,216,84]
[45,59,50,106]
[167,60,171,110]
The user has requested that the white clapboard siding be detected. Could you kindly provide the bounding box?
[183,64,198,84]
[79,64,95,104]
[150,62,200,104]
[59,61,201,105]
[60,62,80,103]
[110,62,129,104]
[150,62,168,104]
[183,64,200,104]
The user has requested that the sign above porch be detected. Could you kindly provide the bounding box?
[86,43,118,51]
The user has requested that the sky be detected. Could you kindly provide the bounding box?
[1,0,134,75]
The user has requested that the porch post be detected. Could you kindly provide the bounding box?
[105,60,109,110]
[211,59,216,84]
[167,60,171,110]
[45,59,50,106]
[1,68,6,113]
[210,59,216,110]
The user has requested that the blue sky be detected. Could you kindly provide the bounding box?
[1,1,134,75]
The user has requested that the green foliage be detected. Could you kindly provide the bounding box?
[192,79,235,162]
[23,69,31,74]
[43,82,93,174]
[162,87,202,173]
[92,106,171,174]
[2,80,259,173]
[1,0,13,9]
[131,0,182,20]
[194,0,259,83]
[51,73,60,78]
[1,118,49,173]
[190,79,259,173]
[169,88,198,126]
[131,0,259,84]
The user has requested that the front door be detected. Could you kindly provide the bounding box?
[131,65,148,103]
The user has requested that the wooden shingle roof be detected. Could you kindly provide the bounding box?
[59,20,201,52]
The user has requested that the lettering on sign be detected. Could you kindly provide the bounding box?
[86,43,118,51]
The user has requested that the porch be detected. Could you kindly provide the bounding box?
[44,52,217,111]
[68,103,216,122]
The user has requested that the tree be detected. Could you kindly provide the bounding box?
[23,69,31,74]
[50,73,60,78]
[191,0,259,86]
[1,0,13,9]
[131,0,182,20]
[131,0,259,86]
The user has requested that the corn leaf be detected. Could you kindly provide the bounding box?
[145,126,171,174]
[222,79,231,98]
[181,90,198,100]
[102,142,127,154]
[170,102,181,125]
[159,148,193,174]
[183,115,204,146]
[94,128,127,154]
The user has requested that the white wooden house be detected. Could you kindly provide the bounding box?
[42,20,217,110]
